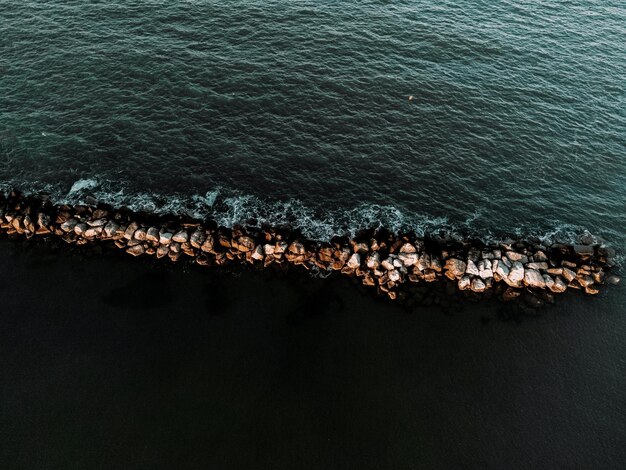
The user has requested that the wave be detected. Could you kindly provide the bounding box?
[1,178,621,256]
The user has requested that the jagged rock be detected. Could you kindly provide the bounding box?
[381,258,395,271]
[584,285,600,295]
[190,230,206,248]
[61,219,78,233]
[146,227,160,242]
[263,244,275,256]
[445,259,466,280]
[74,223,88,236]
[471,278,486,293]
[506,252,528,263]
[398,252,418,267]
[400,243,416,253]
[347,253,361,269]
[251,245,264,261]
[126,244,145,257]
[134,227,147,241]
[87,218,107,227]
[200,235,214,253]
[466,260,480,276]
[235,236,255,252]
[577,275,594,288]
[353,242,369,254]
[388,269,401,283]
[366,252,380,269]
[172,231,188,243]
[526,262,548,271]
[124,222,139,240]
[156,245,169,258]
[507,262,524,287]
[524,269,545,289]
[458,275,471,291]
[103,221,119,238]
[562,267,576,283]
[159,232,173,245]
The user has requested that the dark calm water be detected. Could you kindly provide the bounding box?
[1,1,625,468]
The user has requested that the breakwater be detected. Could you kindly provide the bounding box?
[0,190,620,305]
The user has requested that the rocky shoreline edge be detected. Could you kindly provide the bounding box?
[0,189,620,307]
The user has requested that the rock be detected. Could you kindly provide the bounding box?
[494,260,510,279]
[524,269,545,289]
[398,252,418,267]
[466,260,480,276]
[502,287,521,301]
[353,242,369,254]
[288,241,305,255]
[423,270,437,282]
[507,262,524,287]
[606,275,621,286]
[61,219,78,233]
[251,245,264,261]
[481,251,494,260]
[399,243,416,253]
[561,260,577,269]
[190,230,206,248]
[172,231,188,243]
[347,253,361,269]
[156,245,169,258]
[381,258,395,271]
[84,226,103,239]
[235,236,255,252]
[263,244,275,256]
[362,273,376,287]
[584,285,600,295]
[388,269,401,282]
[458,275,471,291]
[74,223,88,236]
[366,252,381,269]
[577,275,594,288]
[506,252,528,263]
[133,227,147,241]
[146,227,160,242]
[87,218,107,227]
[526,262,548,271]
[542,274,555,291]
[124,222,139,240]
[275,242,288,254]
[393,259,403,269]
[159,232,173,245]
[477,260,493,279]
[430,257,442,272]
[573,244,594,259]
[562,267,576,283]
[471,278,486,293]
[444,259,466,279]
[103,221,119,238]
[550,276,567,293]
[534,250,548,262]
[546,268,562,276]
[200,235,214,253]
[126,244,145,257]
[169,242,181,253]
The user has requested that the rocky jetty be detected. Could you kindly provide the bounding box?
[0,190,620,305]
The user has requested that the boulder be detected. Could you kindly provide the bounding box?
[562,267,576,283]
[542,274,555,291]
[126,244,145,257]
[159,232,173,245]
[388,269,401,283]
[347,253,361,269]
[200,235,214,253]
[398,252,418,267]
[577,275,594,288]
[103,221,119,238]
[156,245,169,258]
[471,278,486,293]
[172,231,188,243]
[399,243,416,253]
[124,222,139,240]
[74,223,88,236]
[466,260,480,276]
[444,259,466,279]
[507,262,524,287]
[573,245,594,259]
[526,262,548,271]
[146,227,160,243]
[235,236,255,252]
[584,285,600,295]
[133,228,147,241]
[190,230,206,248]
[524,269,545,289]
[353,242,369,254]
[430,257,442,272]
[251,245,264,261]
[494,260,510,279]
[84,226,103,239]
[534,250,548,262]
[87,218,107,227]
[169,242,181,253]
[263,244,275,256]
[458,275,471,291]
[506,252,528,263]
[381,258,395,271]
[61,218,78,233]
[366,252,381,270]
[289,241,306,255]
[477,260,493,279]
[550,276,567,293]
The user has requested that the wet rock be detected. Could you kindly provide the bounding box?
[172,231,188,243]
[124,222,139,240]
[606,274,621,286]
[584,285,600,295]
[573,244,594,259]
[126,244,145,257]
[562,267,576,283]
[430,257,442,272]
[347,253,361,269]
[471,278,486,293]
[524,269,545,289]
[158,232,172,245]
[190,229,206,248]
[577,275,595,288]
[444,258,466,279]
[458,275,471,291]
[507,262,524,287]
[466,260,480,276]
[362,273,376,287]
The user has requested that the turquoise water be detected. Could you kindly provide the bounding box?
[1,1,625,244]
